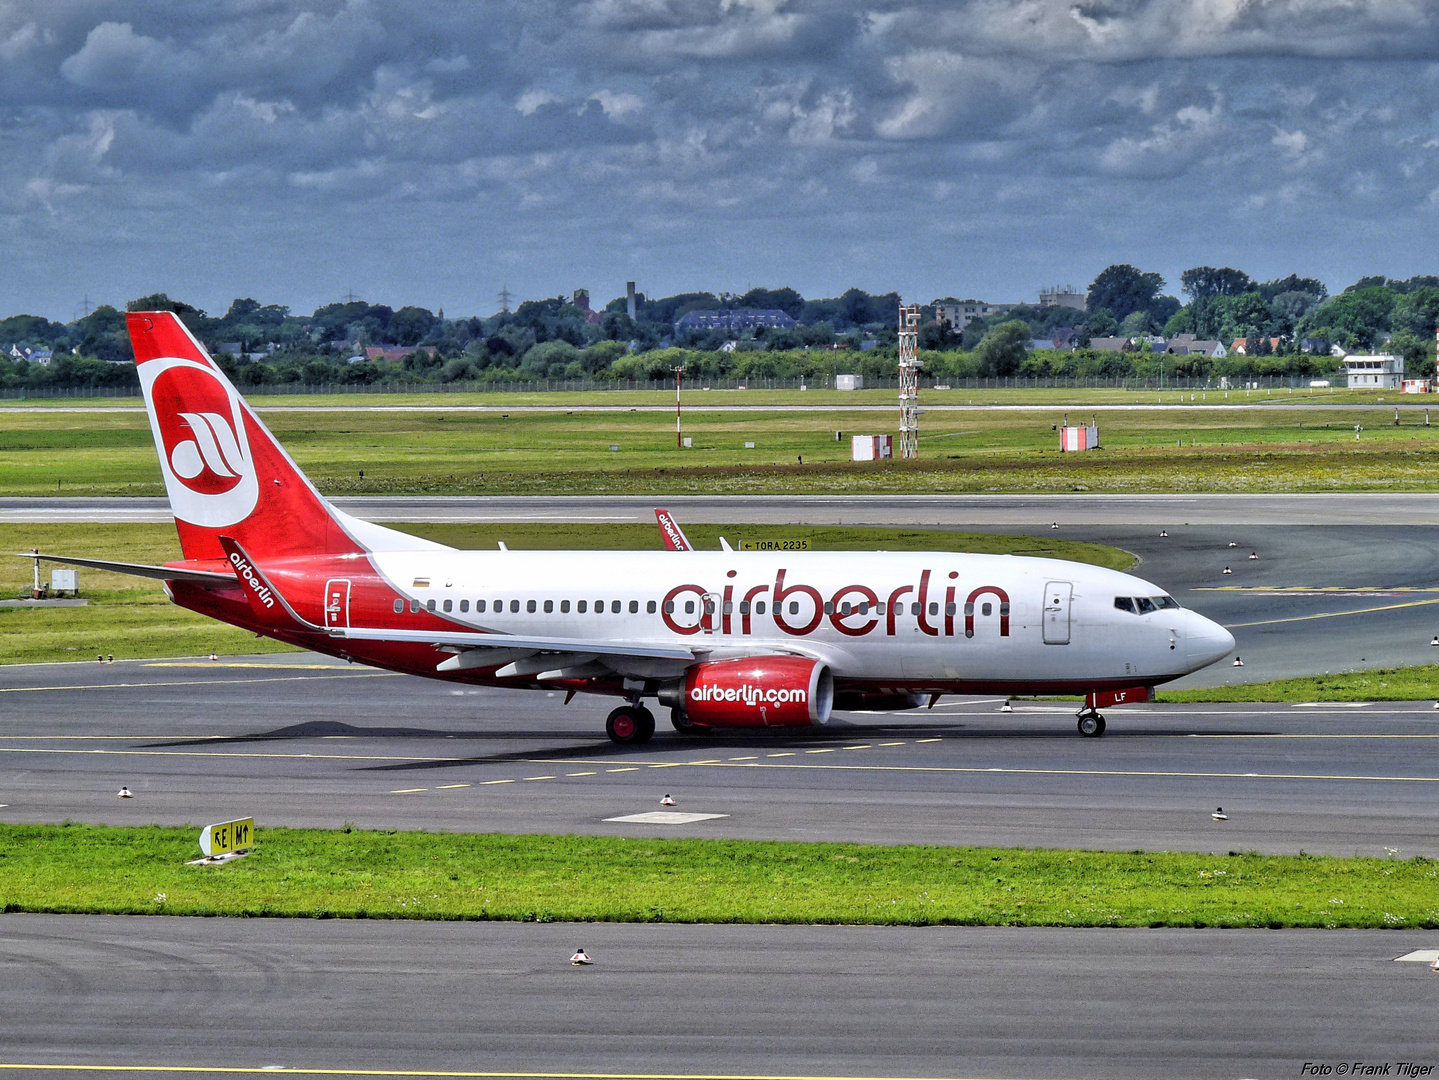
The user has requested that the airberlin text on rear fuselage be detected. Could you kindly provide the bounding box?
[661,569,1011,638]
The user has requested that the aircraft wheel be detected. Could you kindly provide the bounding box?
[606,706,649,745]
[670,707,709,734]
[633,706,656,743]
[1077,712,1106,737]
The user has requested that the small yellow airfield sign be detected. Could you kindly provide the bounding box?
[199,817,254,858]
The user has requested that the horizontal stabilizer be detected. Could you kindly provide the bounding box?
[15,552,235,585]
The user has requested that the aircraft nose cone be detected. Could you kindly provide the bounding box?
[1188,613,1235,670]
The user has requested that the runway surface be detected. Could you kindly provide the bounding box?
[5,656,1439,857]
[8,491,1439,524]
[2,914,1436,1080]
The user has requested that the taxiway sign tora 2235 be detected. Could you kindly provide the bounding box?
[29,311,1234,743]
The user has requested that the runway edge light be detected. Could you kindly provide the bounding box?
[197,817,255,861]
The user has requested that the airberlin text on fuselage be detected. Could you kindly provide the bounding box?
[661,569,1011,638]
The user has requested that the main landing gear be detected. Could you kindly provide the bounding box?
[669,707,710,735]
[606,704,655,745]
[1077,709,1107,737]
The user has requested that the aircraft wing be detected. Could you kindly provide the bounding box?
[330,625,698,662]
[16,552,236,585]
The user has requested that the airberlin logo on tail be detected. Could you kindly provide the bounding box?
[138,357,259,528]
[227,550,275,609]
[170,412,247,484]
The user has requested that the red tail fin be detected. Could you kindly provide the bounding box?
[129,311,361,562]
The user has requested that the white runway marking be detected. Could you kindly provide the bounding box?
[604,811,729,824]
[1393,950,1439,962]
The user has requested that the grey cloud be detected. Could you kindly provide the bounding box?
[1,0,1438,319]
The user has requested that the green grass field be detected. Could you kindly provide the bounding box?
[0,383,1398,409]
[6,398,1439,496]
[0,522,1131,665]
[1159,664,1439,702]
[0,824,1432,928]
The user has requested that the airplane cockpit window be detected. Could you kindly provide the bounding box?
[1135,597,1157,614]
[1154,595,1181,609]
[1113,597,1135,613]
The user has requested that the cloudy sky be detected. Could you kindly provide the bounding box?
[1,0,1436,320]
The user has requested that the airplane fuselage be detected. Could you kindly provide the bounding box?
[171,548,1232,697]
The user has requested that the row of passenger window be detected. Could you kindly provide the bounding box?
[394,597,658,615]
[1113,595,1181,614]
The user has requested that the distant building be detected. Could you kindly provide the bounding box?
[673,309,797,334]
[9,344,52,366]
[932,300,1019,330]
[1038,286,1086,312]
[1344,354,1403,389]
[572,289,603,325]
[1088,336,1131,352]
[1167,339,1227,358]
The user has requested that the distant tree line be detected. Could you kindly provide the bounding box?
[0,271,1435,391]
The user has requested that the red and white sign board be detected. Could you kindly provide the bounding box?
[1060,425,1099,451]
[851,434,893,461]
[1401,380,1431,394]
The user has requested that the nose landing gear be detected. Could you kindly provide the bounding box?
[1077,709,1106,737]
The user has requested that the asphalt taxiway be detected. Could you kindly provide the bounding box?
[2,915,1436,1080]
[4,656,1439,857]
[8,491,1439,524]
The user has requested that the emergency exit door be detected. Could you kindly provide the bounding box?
[1042,580,1072,644]
[324,578,351,629]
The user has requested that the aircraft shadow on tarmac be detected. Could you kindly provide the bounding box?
[141,718,1278,775]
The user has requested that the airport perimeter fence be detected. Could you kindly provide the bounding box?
[0,374,1358,399]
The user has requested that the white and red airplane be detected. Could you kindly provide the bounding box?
[31,311,1233,743]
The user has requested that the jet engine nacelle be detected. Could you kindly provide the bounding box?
[664,656,834,728]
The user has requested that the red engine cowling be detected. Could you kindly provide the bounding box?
[676,656,833,728]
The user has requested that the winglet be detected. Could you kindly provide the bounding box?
[655,508,694,552]
[216,535,324,632]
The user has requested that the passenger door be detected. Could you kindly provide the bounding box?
[1042,581,1072,645]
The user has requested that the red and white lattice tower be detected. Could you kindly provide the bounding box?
[1434,327,1438,386]
[898,302,922,459]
